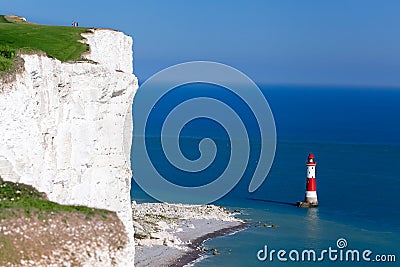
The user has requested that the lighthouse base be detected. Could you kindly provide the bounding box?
[296,201,318,208]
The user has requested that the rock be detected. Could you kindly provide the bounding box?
[297,201,318,208]
[211,248,220,255]
[0,28,138,266]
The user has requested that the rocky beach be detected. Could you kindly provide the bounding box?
[132,202,246,267]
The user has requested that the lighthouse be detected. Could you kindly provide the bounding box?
[297,153,318,208]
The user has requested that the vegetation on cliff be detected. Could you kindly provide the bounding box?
[0,178,127,265]
[0,178,112,219]
[0,15,89,72]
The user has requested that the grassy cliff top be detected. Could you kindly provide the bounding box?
[0,15,89,72]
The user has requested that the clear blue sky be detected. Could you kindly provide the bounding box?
[2,0,400,87]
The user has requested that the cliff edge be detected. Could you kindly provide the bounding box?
[0,24,138,266]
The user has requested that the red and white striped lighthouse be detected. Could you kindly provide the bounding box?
[297,153,319,207]
[305,153,318,206]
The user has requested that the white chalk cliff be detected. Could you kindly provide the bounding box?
[0,29,138,266]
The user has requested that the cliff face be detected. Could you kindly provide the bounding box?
[0,29,137,265]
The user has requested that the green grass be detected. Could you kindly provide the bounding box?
[0,55,13,71]
[0,178,111,220]
[0,16,10,24]
[0,15,89,72]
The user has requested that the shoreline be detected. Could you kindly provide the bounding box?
[170,222,248,267]
[132,202,246,267]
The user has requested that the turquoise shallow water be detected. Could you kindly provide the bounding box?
[196,206,400,267]
[131,85,400,266]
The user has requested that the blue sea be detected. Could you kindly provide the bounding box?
[130,84,400,266]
